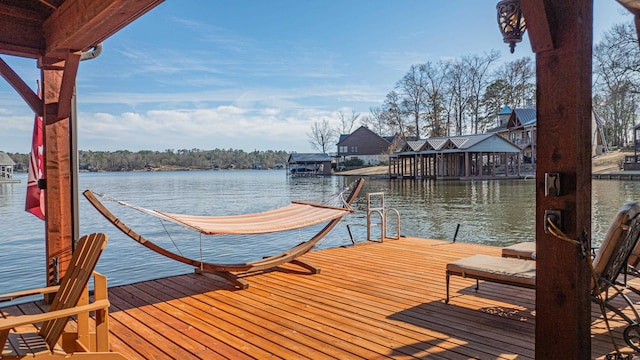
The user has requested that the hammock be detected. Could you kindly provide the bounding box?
[83,178,364,289]
[103,197,354,235]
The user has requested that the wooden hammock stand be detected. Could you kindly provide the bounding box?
[83,178,363,289]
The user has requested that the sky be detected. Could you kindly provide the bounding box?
[0,1,633,154]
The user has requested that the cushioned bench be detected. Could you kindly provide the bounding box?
[501,242,536,259]
[445,202,640,306]
[445,254,536,303]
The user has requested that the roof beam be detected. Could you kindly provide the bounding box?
[617,0,640,15]
[617,0,640,48]
[0,57,42,116]
[521,0,554,53]
[43,0,164,57]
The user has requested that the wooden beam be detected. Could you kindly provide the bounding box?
[520,0,554,53]
[43,0,164,56]
[0,57,42,116]
[534,0,592,358]
[38,49,82,295]
[617,0,640,46]
[617,0,640,15]
[56,51,80,120]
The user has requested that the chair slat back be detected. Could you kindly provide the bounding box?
[592,202,640,293]
[38,233,108,350]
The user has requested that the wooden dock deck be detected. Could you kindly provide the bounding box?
[3,237,640,359]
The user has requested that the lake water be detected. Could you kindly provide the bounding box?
[1,171,639,300]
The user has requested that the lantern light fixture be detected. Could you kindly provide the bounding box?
[496,0,526,53]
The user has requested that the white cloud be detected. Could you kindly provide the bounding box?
[77,105,346,153]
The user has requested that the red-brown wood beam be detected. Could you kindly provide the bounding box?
[616,1,640,47]
[0,0,163,58]
[520,0,554,52]
[0,57,43,116]
[43,0,164,56]
[617,0,640,14]
[41,55,77,294]
[56,51,80,120]
[533,0,592,358]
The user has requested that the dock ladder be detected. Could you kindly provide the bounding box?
[366,192,400,242]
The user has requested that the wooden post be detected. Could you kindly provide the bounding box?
[523,0,593,358]
[40,53,80,294]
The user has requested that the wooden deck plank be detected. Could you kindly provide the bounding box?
[108,286,230,360]
[252,267,534,358]
[156,274,398,360]
[250,251,534,358]
[111,284,257,360]
[118,280,286,359]
[4,237,640,359]
[231,273,506,359]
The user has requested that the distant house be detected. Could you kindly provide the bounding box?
[489,107,608,163]
[287,153,332,176]
[337,126,398,166]
[0,152,16,182]
[489,107,537,163]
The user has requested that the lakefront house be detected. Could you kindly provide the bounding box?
[336,126,399,167]
[489,106,608,164]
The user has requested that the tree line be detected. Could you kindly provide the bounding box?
[309,20,640,152]
[7,148,290,172]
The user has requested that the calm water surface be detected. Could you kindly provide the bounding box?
[1,171,638,298]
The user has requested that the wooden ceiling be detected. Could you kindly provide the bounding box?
[0,0,163,59]
[618,0,640,14]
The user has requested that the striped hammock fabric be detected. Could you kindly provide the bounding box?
[113,199,354,235]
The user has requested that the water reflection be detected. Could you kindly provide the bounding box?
[375,179,535,246]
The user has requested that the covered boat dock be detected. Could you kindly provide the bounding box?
[389,134,522,180]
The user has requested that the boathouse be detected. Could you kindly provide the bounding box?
[0,151,16,182]
[389,133,522,180]
[287,153,332,176]
[625,122,640,170]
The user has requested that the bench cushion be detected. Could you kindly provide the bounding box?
[501,242,536,259]
[446,254,536,287]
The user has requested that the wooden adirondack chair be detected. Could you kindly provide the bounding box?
[0,233,125,359]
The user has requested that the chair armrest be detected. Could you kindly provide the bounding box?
[0,272,102,303]
[0,299,110,332]
[0,285,61,303]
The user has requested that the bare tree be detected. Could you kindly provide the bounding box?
[464,51,501,134]
[444,59,471,136]
[396,64,428,139]
[594,22,640,148]
[336,109,360,135]
[421,61,449,137]
[362,105,389,136]
[307,119,336,153]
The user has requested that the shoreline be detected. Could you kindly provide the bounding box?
[339,150,633,178]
